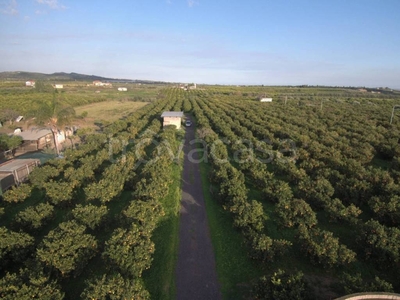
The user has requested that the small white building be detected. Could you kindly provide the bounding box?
[26,80,35,87]
[161,111,184,129]
[54,84,64,89]
[260,98,273,102]
[118,87,127,92]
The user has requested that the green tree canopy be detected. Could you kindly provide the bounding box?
[276,198,317,229]
[36,220,97,277]
[72,204,109,230]
[0,227,34,268]
[14,203,55,231]
[253,269,310,300]
[0,134,23,152]
[81,273,150,300]
[102,225,154,278]
[0,271,64,300]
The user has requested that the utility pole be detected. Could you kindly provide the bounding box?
[390,105,400,124]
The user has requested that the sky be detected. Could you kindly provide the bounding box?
[1,0,399,87]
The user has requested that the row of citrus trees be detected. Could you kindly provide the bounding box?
[208,91,400,234]
[0,87,186,299]
[189,89,399,297]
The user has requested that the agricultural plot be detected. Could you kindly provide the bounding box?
[187,86,400,299]
[74,100,149,124]
[0,88,187,299]
[0,80,166,116]
[1,84,400,299]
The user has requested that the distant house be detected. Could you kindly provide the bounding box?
[260,98,273,102]
[26,80,35,87]
[161,111,184,129]
[54,84,63,89]
[0,159,40,193]
[118,87,127,92]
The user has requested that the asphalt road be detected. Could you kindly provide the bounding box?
[175,117,222,300]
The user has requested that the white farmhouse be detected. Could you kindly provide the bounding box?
[26,80,35,87]
[260,98,273,102]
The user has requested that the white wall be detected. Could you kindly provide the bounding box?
[163,117,182,129]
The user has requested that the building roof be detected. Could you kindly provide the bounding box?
[161,111,184,118]
[13,128,52,141]
[0,173,14,180]
[0,159,40,172]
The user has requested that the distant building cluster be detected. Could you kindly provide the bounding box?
[92,80,113,87]
[180,83,197,91]
[26,81,64,89]
[358,88,381,94]
[25,80,132,92]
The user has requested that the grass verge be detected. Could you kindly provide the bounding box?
[143,161,182,300]
[199,161,263,299]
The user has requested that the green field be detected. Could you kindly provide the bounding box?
[1,83,400,299]
[75,100,149,123]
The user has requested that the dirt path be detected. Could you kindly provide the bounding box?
[175,117,221,300]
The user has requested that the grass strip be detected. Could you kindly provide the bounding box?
[143,161,182,300]
[199,161,263,299]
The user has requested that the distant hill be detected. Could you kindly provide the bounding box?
[0,71,168,84]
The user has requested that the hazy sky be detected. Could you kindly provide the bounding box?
[1,0,399,87]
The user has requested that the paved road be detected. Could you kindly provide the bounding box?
[175,117,222,300]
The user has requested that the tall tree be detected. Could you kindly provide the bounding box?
[0,108,20,125]
[29,91,75,155]
[0,134,23,154]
